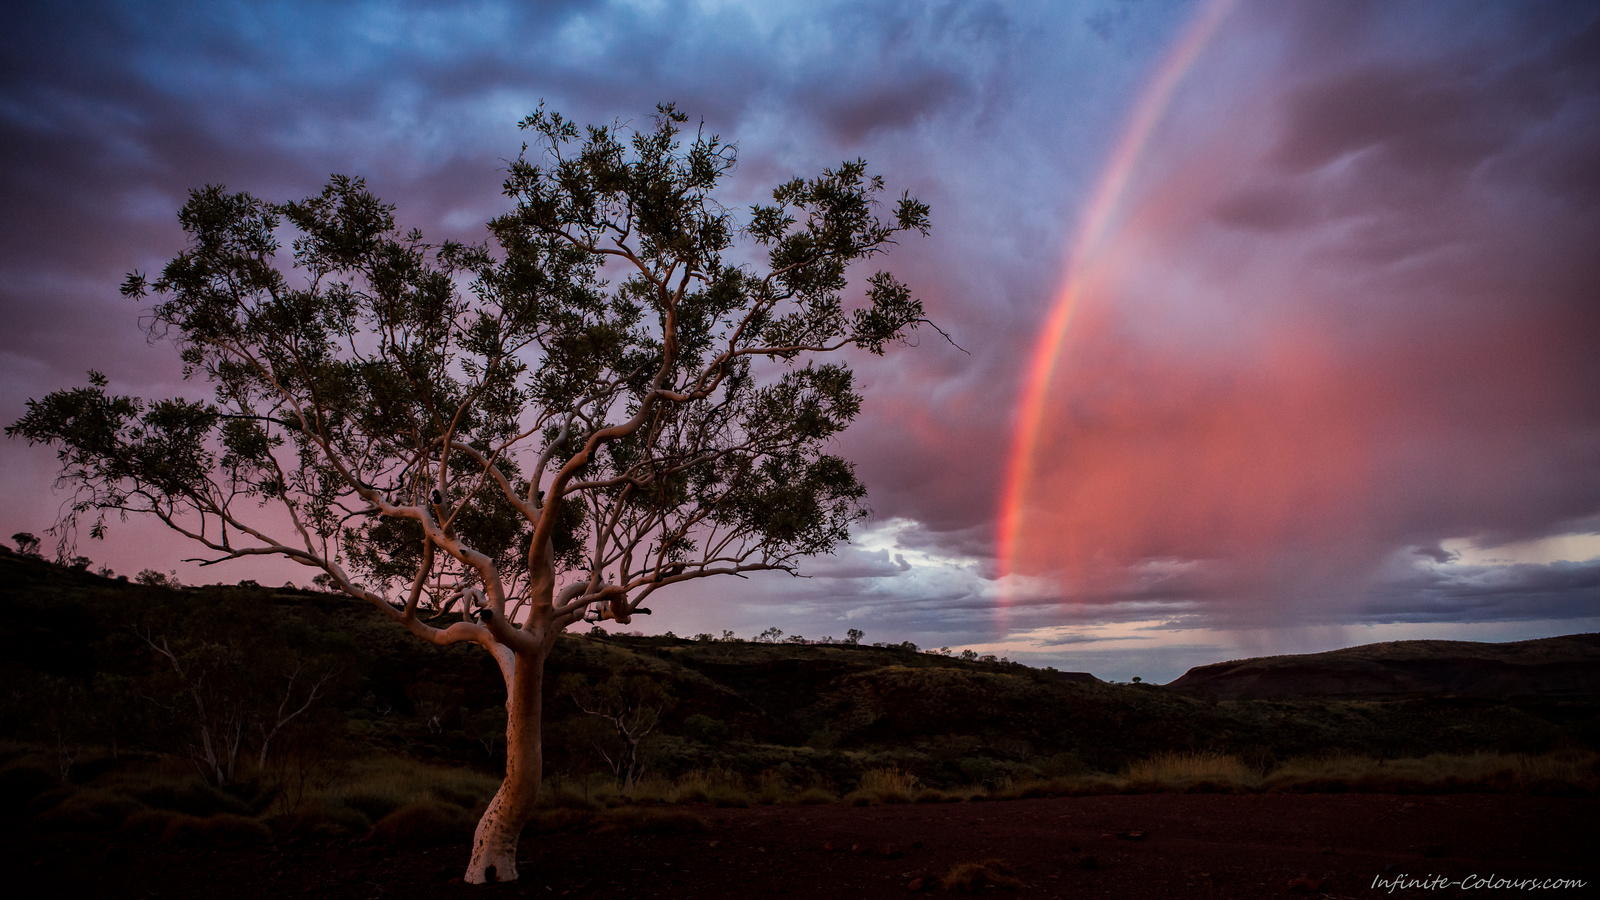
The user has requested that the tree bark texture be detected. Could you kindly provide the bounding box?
[464,645,545,884]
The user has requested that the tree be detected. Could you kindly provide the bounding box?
[559,655,672,790]
[11,532,41,556]
[7,104,931,883]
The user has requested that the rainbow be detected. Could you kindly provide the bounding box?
[995,0,1238,608]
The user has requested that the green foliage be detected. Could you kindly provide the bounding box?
[8,104,933,635]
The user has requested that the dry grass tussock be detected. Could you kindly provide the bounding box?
[845,767,919,805]
[985,773,1124,800]
[625,766,754,806]
[1124,751,1260,792]
[941,858,1024,892]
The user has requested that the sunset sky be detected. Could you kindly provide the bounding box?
[2,0,1596,682]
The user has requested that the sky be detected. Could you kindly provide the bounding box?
[2,0,1597,683]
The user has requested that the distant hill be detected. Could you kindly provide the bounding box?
[1166,634,1600,699]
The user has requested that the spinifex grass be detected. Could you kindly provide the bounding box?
[845,766,919,805]
[1124,751,1260,791]
[621,766,755,806]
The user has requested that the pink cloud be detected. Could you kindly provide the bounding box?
[1008,1,1600,626]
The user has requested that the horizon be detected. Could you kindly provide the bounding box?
[2,0,1596,684]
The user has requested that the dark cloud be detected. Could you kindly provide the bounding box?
[1271,63,1503,174]
[809,70,966,143]
[1414,543,1460,566]
[1360,560,1600,624]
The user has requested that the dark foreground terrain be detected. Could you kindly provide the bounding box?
[6,793,1594,900]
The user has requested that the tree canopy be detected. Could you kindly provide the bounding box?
[11,104,932,640]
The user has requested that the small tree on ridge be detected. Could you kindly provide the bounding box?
[8,104,931,883]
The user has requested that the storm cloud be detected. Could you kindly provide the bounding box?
[2,0,1595,681]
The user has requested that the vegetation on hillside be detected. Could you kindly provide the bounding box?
[3,546,1599,845]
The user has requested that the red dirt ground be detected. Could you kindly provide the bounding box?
[6,793,1595,899]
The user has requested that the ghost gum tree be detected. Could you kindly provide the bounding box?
[8,104,931,884]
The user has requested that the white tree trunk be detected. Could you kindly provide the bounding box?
[465,646,546,884]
